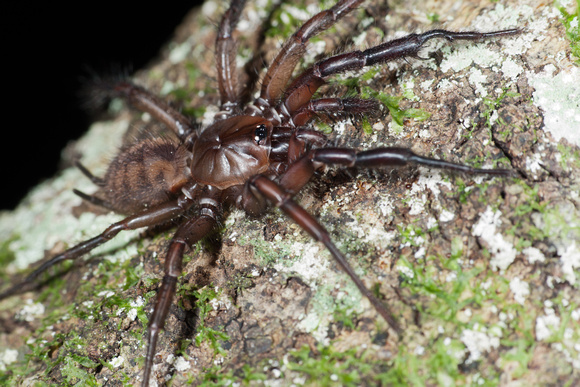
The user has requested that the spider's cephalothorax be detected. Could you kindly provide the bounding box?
[0,0,518,385]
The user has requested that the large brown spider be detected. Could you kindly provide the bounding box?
[1,0,519,385]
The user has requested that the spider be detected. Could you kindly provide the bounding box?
[0,0,518,385]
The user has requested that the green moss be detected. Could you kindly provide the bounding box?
[237,230,293,267]
[557,143,580,171]
[399,252,486,325]
[480,88,521,134]
[0,234,17,273]
[266,1,309,39]
[427,13,440,23]
[191,287,230,355]
[398,224,425,247]
[378,339,468,385]
[328,68,430,133]
[362,88,430,127]
[555,0,580,63]
[168,62,208,118]
[225,271,255,297]
[60,355,100,386]
[286,345,370,386]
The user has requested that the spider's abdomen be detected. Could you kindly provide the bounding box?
[104,137,192,214]
[190,116,272,190]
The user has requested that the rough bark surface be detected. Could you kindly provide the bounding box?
[1,0,579,386]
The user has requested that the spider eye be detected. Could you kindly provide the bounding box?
[254,124,268,144]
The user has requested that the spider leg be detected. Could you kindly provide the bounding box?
[282,28,520,115]
[312,147,514,175]
[256,0,365,105]
[0,199,191,301]
[277,98,377,162]
[142,214,217,387]
[249,175,402,334]
[110,81,196,140]
[277,146,512,207]
[290,97,380,127]
[215,0,247,118]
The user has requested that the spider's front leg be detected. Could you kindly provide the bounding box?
[281,28,520,115]
[278,144,512,197]
[312,147,514,175]
[215,0,247,117]
[255,0,366,106]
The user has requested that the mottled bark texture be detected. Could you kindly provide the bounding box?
[1,0,579,386]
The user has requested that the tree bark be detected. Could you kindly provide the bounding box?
[1,0,579,385]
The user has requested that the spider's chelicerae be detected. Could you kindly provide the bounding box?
[1,0,519,385]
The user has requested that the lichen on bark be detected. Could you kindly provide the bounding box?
[1,0,579,385]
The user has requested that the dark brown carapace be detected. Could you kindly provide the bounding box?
[0,0,518,385]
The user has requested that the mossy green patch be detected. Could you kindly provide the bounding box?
[287,345,371,386]
[328,68,431,134]
[191,286,230,355]
[557,143,580,171]
[237,229,293,267]
[0,234,17,272]
[168,62,208,118]
[556,0,580,63]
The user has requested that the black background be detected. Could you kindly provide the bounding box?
[3,2,205,210]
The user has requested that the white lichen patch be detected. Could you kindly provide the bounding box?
[439,44,503,74]
[472,3,534,32]
[174,356,191,371]
[509,277,530,305]
[0,119,140,274]
[558,241,580,285]
[501,58,524,82]
[341,209,396,250]
[528,65,580,145]
[525,152,544,178]
[523,246,546,264]
[0,348,18,372]
[467,68,489,97]
[116,296,146,321]
[209,289,233,311]
[16,299,45,322]
[536,302,561,341]
[97,290,115,299]
[471,206,517,271]
[110,355,124,368]
[296,278,365,345]
[407,168,452,216]
[439,209,455,223]
[168,41,192,64]
[275,241,330,285]
[460,325,501,364]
